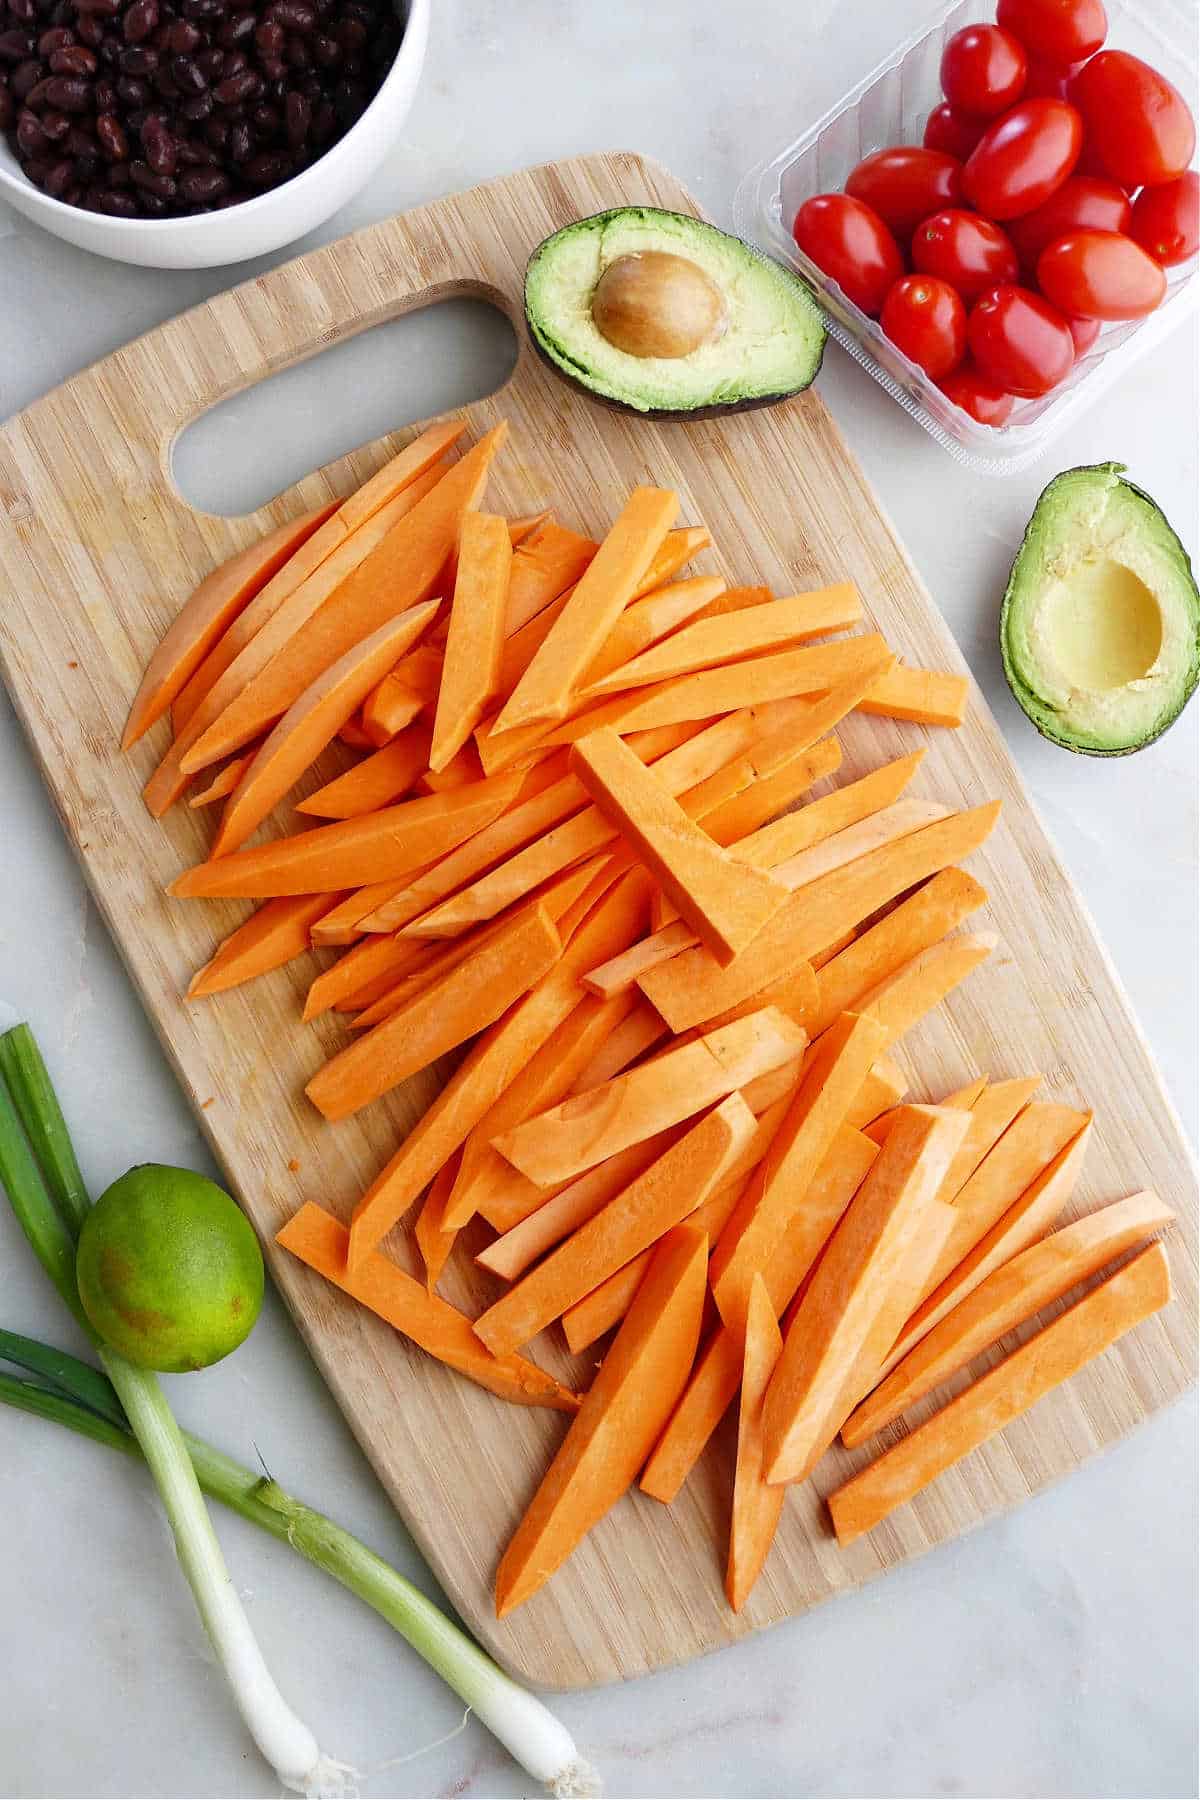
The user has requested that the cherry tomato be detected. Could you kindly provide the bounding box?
[1129,171,1200,268]
[792,193,904,317]
[940,25,1027,119]
[962,98,1083,220]
[1067,314,1101,353]
[1007,175,1132,270]
[1071,137,1131,191]
[1037,228,1168,320]
[880,274,967,379]
[996,0,1107,67]
[1022,56,1082,100]
[968,283,1075,395]
[924,102,987,161]
[845,147,963,240]
[938,364,1016,425]
[1070,52,1196,188]
[911,209,1019,300]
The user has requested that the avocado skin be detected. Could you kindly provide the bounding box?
[524,206,826,420]
[999,462,1200,757]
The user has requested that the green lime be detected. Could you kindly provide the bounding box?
[76,1164,264,1372]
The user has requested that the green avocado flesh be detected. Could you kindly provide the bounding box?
[1001,463,1200,756]
[525,207,826,416]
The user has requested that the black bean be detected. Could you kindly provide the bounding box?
[42,72,90,109]
[41,153,73,194]
[268,0,315,30]
[115,72,147,104]
[140,111,175,170]
[11,57,45,100]
[203,110,227,146]
[254,17,283,56]
[106,153,129,181]
[74,10,104,45]
[36,26,74,55]
[296,68,319,96]
[284,33,309,68]
[284,87,309,144]
[213,65,257,103]
[15,106,48,153]
[64,121,96,154]
[95,109,128,157]
[243,146,289,185]
[8,0,36,21]
[119,44,158,73]
[152,63,179,96]
[0,85,13,133]
[217,8,254,45]
[171,51,206,92]
[93,72,115,106]
[248,98,277,135]
[137,189,168,214]
[334,15,364,50]
[74,0,121,14]
[180,0,222,17]
[178,87,211,118]
[226,114,250,158]
[130,156,175,194]
[310,32,338,67]
[163,18,199,51]
[196,43,222,78]
[38,104,70,137]
[122,0,158,43]
[95,185,138,213]
[174,134,214,162]
[309,95,333,143]
[339,50,361,77]
[179,163,228,199]
[48,42,95,74]
[98,35,120,64]
[0,28,35,63]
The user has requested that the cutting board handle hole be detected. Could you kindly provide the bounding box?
[171,297,518,517]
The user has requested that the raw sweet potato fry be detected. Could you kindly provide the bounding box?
[492,1008,806,1190]
[640,1124,879,1503]
[187,751,256,808]
[494,1223,708,1615]
[414,1152,462,1295]
[842,1188,1174,1447]
[303,930,437,1022]
[860,662,969,729]
[187,892,339,998]
[933,1076,1042,1201]
[475,1095,753,1357]
[476,1127,686,1270]
[809,867,988,1036]
[276,1202,578,1412]
[727,1275,786,1612]
[305,902,561,1121]
[566,999,668,1093]
[709,1012,888,1329]
[169,770,522,899]
[580,576,727,689]
[123,503,338,749]
[876,1117,1093,1382]
[828,1242,1171,1545]
[430,512,513,773]
[854,932,997,1050]
[495,486,679,732]
[572,727,791,965]
[149,456,455,811]
[210,602,441,856]
[503,521,598,636]
[637,803,1001,1034]
[297,723,433,820]
[583,583,864,697]
[180,426,508,774]
[761,1104,970,1484]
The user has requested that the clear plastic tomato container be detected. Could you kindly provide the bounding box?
[733,0,1198,474]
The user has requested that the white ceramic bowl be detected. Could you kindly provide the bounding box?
[0,0,428,268]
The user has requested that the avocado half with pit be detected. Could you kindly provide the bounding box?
[524,207,826,419]
[1001,463,1200,756]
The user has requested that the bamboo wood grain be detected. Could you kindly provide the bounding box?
[0,153,1194,1688]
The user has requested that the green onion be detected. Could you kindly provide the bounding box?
[0,1027,89,1234]
[0,1027,598,1795]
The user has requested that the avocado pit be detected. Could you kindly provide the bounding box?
[591,252,729,360]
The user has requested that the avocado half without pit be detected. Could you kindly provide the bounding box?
[524,207,827,418]
[1001,464,1200,756]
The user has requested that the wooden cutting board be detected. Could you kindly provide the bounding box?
[0,153,1195,1689]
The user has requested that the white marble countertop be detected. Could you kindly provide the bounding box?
[1,2,1197,1795]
